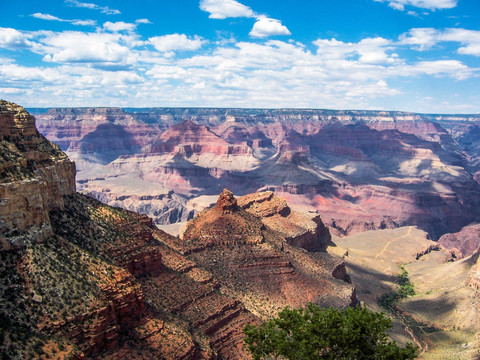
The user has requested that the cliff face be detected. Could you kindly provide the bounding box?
[0,100,76,249]
[34,106,480,245]
[438,223,480,259]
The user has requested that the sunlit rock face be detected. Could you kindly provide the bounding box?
[35,107,480,242]
[0,100,76,249]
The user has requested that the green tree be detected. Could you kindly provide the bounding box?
[243,303,417,360]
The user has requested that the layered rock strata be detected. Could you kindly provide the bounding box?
[238,191,331,251]
[34,106,480,246]
[180,189,356,319]
[1,102,357,359]
[0,100,76,249]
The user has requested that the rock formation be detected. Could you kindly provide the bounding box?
[34,107,480,246]
[1,102,356,359]
[238,191,331,252]
[180,189,356,319]
[0,100,76,249]
[438,223,480,259]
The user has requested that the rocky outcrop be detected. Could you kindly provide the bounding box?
[238,191,331,252]
[0,100,38,136]
[438,224,480,259]
[0,100,76,249]
[180,189,356,321]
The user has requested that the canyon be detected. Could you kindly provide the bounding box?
[0,101,355,359]
[34,107,480,251]
[3,101,480,358]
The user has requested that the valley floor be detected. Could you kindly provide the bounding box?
[328,226,480,360]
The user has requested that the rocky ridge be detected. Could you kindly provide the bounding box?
[180,189,356,319]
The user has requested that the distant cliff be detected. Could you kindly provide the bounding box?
[34,106,480,247]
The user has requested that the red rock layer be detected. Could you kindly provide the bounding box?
[180,190,356,320]
[238,191,331,252]
[438,223,480,259]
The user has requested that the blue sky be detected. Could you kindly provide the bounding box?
[0,0,479,113]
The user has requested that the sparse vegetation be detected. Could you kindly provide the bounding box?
[378,265,415,309]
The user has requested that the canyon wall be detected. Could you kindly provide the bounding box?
[34,107,480,247]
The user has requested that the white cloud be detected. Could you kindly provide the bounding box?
[31,12,96,26]
[71,19,97,26]
[103,21,137,32]
[314,37,395,64]
[0,28,31,49]
[398,28,438,50]
[0,87,27,95]
[374,0,458,11]
[146,65,188,79]
[64,0,121,15]
[200,0,255,19]
[32,13,63,21]
[249,17,291,38]
[399,28,480,56]
[1,23,478,112]
[402,60,472,80]
[40,32,135,64]
[149,34,206,53]
[441,28,480,56]
[135,19,151,24]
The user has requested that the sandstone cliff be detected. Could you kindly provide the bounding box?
[0,100,76,249]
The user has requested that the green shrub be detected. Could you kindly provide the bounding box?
[244,303,417,360]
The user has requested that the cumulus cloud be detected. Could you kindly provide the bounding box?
[314,37,395,64]
[64,0,120,15]
[200,0,255,19]
[40,32,135,65]
[149,34,206,53]
[1,23,478,112]
[399,27,480,55]
[31,13,96,26]
[374,0,458,11]
[399,60,473,80]
[103,21,137,32]
[249,17,291,38]
[0,27,31,49]
[199,0,291,39]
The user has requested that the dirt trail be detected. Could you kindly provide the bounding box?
[375,226,413,259]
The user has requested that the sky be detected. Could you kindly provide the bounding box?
[0,0,479,113]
